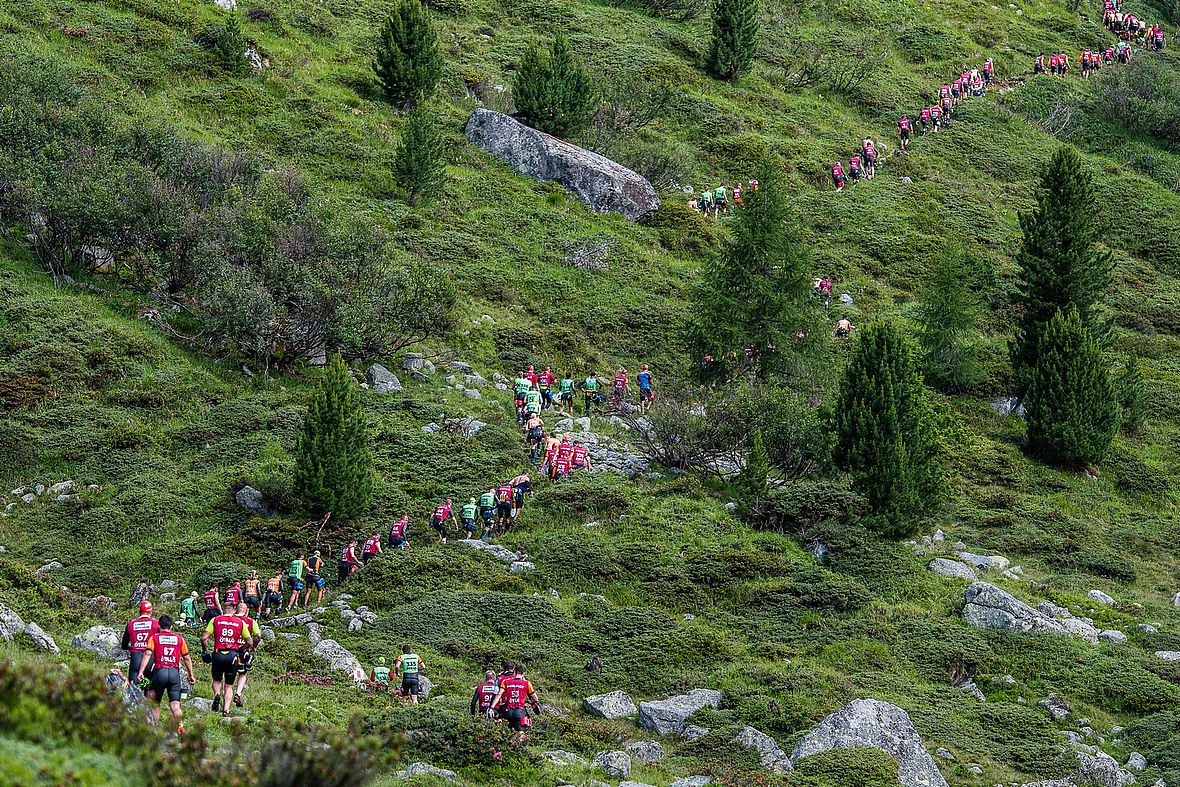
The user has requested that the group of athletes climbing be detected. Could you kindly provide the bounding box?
[836,58,997,190]
[689,178,760,218]
[513,364,654,421]
[1034,1,1164,76]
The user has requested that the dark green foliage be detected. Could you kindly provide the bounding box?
[687,162,819,380]
[372,0,443,106]
[1025,308,1116,465]
[789,747,902,786]
[393,103,446,207]
[756,479,865,530]
[833,322,944,536]
[736,429,770,498]
[916,247,986,393]
[195,15,248,74]
[293,355,373,520]
[190,561,255,592]
[512,34,595,139]
[706,0,760,81]
[1116,354,1148,434]
[1010,147,1113,392]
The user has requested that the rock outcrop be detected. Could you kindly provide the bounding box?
[790,699,948,787]
[592,750,632,778]
[962,583,1098,643]
[460,539,526,564]
[625,740,665,764]
[366,364,403,393]
[72,626,127,659]
[311,639,362,674]
[23,622,60,654]
[0,603,26,641]
[638,688,722,736]
[927,558,978,582]
[583,690,638,719]
[731,726,792,773]
[464,109,659,222]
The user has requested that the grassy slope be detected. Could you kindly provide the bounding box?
[1,0,1180,784]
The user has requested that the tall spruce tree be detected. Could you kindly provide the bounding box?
[833,321,944,537]
[294,354,373,520]
[707,0,760,81]
[1025,307,1116,465]
[686,161,818,380]
[1116,354,1148,435]
[373,0,443,107]
[393,102,446,207]
[916,247,985,393]
[512,34,595,139]
[1010,147,1113,392]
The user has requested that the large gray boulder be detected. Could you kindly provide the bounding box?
[592,750,632,778]
[23,622,60,654]
[790,699,948,787]
[0,603,26,641]
[464,109,659,222]
[954,552,1011,571]
[583,690,637,719]
[72,626,127,660]
[395,762,456,781]
[625,740,665,764]
[311,639,363,675]
[366,364,403,393]
[927,558,977,582]
[731,726,792,773]
[235,486,269,516]
[638,688,722,736]
[962,583,1098,643]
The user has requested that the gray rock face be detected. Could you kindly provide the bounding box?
[23,622,60,654]
[1038,695,1071,721]
[460,539,525,563]
[418,674,434,700]
[1126,752,1148,770]
[0,603,26,641]
[402,353,425,370]
[1087,589,1117,606]
[311,639,362,674]
[962,583,1098,643]
[955,552,1011,571]
[592,750,632,778]
[1156,650,1180,661]
[235,486,269,515]
[464,109,659,222]
[73,626,127,659]
[625,740,665,764]
[638,688,722,736]
[1071,751,1136,786]
[732,726,792,773]
[543,750,588,767]
[1098,630,1127,644]
[347,617,363,632]
[509,560,535,573]
[366,364,403,393]
[306,622,325,644]
[927,558,978,582]
[396,763,456,781]
[790,699,948,787]
[583,690,637,719]
[682,725,710,740]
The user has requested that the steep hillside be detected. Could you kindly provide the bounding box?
[2,0,1180,784]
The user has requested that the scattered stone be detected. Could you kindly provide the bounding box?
[1155,650,1180,661]
[671,778,712,787]
[460,539,525,564]
[306,622,325,644]
[962,583,1097,643]
[47,481,76,496]
[1098,630,1127,644]
[1086,590,1117,607]
[1126,752,1147,770]
[732,726,792,773]
[1037,695,1071,721]
[311,639,363,674]
[543,750,588,767]
[928,558,977,582]
[187,697,214,712]
[159,592,175,603]
[260,628,275,641]
[277,633,301,640]
[584,690,637,719]
[639,689,722,736]
[36,561,63,576]
[20,493,36,504]
[0,604,26,640]
[402,352,425,370]
[683,613,696,621]
[789,699,948,787]
[464,388,482,399]
[213,0,236,10]
[1137,623,1158,633]
[422,423,440,433]
[955,552,1011,571]
[348,617,363,632]
[991,674,1016,686]
[1173,591,1180,608]
[900,176,914,184]
[464,109,660,221]
[22,622,60,654]
[1063,730,1085,745]
[838,293,854,305]
[935,748,956,761]
[625,740,665,764]
[235,486,269,516]
[366,364,403,393]
[592,750,632,778]
[72,626,127,659]
[395,763,456,781]
[682,725,710,740]
[1070,750,1136,787]
[510,561,535,573]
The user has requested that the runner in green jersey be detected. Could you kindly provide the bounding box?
[559,374,575,416]
[582,374,600,416]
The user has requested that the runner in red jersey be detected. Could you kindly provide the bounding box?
[490,664,541,736]
[361,532,384,564]
[470,670,500,716]
[537,366,556,410]
[571,443,591,471]
[231,603,262,708]
[122,601,159,686]
[136,615,195,733]
[429,499,456,544]
[202,586,222,624]
[898,116,912,150]
[224,581,242,609]
[203,612,249,716]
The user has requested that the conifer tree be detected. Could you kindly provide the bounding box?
[686,161,818,381]
[1010,147,1113,392]
[1116,354,1147,435]
[294,355,373,520]
[707,0,760,81]
[373,0,443,107]
[737,429,770,498]
[916,247,985,393]
[393,102,446,207]
[512,34,595,139]
[1024,307,1116,465]
[833,321,944,537]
